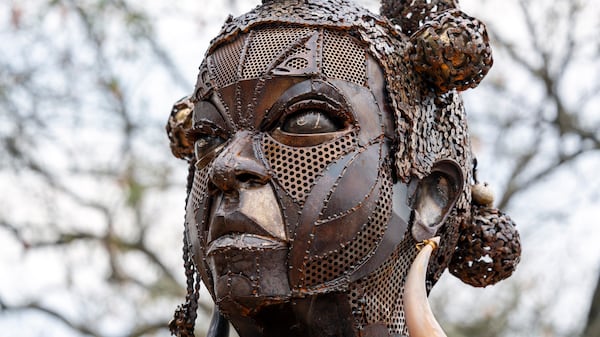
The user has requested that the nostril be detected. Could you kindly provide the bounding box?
[236,170,271,186]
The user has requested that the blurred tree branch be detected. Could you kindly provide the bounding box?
[484,0,600,210]
[1,0,203,335]
[0,297,102,337]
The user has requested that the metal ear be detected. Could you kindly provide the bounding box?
[409,9,493,93]
[410,160,464,242]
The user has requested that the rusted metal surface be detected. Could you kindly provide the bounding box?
[166,96,194,160]
[166,0,522,336]
[450,206,522,288]
[410,9,493,93]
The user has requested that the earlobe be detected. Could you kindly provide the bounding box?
[411,160,464,242]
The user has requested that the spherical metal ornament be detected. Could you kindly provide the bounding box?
[410,10,493,93]
[166,96,195,161]
[449,206,521,287]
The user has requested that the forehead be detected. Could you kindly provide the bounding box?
[206,26,369,88]
[194,25,392,136]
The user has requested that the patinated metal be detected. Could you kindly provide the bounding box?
[450,206,521,288]
[166,0,521,336]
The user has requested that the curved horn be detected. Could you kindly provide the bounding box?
[404,237,447,337]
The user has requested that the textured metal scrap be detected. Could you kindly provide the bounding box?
[410,9,493,93]
[381,0,459,36]
[166,96,195,161]
[449,206,522,287]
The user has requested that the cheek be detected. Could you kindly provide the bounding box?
[303,168,393,287]
[260,133,357,239]
[260,132,356,203]
[261,133,393,289]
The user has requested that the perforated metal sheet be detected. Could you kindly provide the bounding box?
[207,26,368,86]
[261,132,356,203]
[303,162,393,286]
[322,29,366,85]
[190,166,210,210]
[349,235,417,335]
[209,37,245,88]
[242,27,313,79]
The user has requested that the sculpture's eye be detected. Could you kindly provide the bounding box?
[193,134,226,168]
[270,99,351,147]
[281,109,342,134]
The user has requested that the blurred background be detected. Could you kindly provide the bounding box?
[1,0,599,336]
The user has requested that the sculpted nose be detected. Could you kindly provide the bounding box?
[209,131,270,193]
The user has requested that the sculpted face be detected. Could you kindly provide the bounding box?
[182,26,469,332]
[185,27,400,312]
[172,24,478,337]
[170,2,521,337]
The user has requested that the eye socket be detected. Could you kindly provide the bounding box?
[281,109,343,134]
[193,134,226,168]
[269,97,353,147]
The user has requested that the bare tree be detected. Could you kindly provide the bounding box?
[431,0,600,336]
[0,0,211,335]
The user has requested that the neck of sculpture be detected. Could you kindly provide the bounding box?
[226,293,388,337]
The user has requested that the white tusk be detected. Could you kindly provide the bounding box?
[404,236,447,337]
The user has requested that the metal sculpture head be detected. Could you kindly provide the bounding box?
[166,0,521,336]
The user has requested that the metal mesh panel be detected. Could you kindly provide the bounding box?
[191,166,210,210]
[349,234,417,335]
[209,37,245,88]
[209,26,369,85]
[323,30,367,85]
[242,27,312,79]
[285,56,309,70]
[260,133,356,203]
[303,163,393,286]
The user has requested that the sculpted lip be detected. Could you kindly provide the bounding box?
[206,185,288,256]
[206,233,287,255]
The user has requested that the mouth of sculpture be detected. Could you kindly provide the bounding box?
[207,233,287,255]
[206,232,292,307]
